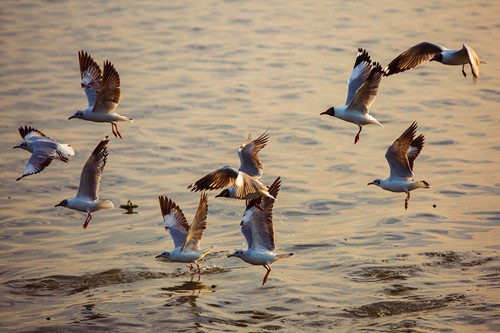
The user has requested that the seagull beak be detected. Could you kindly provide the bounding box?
[320,111,327,115]
[68,116,75,120]
[367,182,374,185]
[155,254,162,259]
[54,203,61,207]
[227,254,234,258]
[13,145,20,149]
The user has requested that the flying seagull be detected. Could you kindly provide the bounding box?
[188,131,275,202]
[14,125,75,181]
[69,50,132,138]
[321,48,384,144]
[228,177,293,285]
[55,136,114,228]
[155,193,213,273]
[384,42,485,82]
[368,122,430,209]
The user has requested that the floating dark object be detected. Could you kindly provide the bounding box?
[120,200,139,214]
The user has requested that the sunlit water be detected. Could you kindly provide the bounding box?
[1,0,499,332]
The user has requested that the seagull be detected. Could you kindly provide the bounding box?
[368,122,430,210]
[320,48,384,144]
[68,50,133,139]
[13,126,75,181]
[384,42,485,82]
[227,177,293,285]
[188,131,275,202]
[55,136,114,228]
[155,193,213,274]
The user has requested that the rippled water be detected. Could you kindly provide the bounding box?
[1,0,499,332]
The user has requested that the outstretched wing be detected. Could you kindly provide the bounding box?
[182,193,208,252]
[188,166,239,191]
[78,50,102,108]
[384,42,444,76]
[248,176,281,252]
[18,126,46,140]
[386,122,417,180]
[92,60,121,113]
[238,130,269,178]
[346,62,383,114]
[345,48,373,105]
[158,195,189,249]
[77,136,109,201]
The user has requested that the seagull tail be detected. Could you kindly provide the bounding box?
[276,253,294,260]
[97,199,115,210]
[416,180,430,189]
[58,144,76,157]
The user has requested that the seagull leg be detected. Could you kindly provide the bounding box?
[461,65,467,78]
[189,263,194,271]
[262,264,271,285]
[56,150,69,163]
[111,123,123,139]
[82,212,92,229]
[404,192,410,210]
[354,125,363,144]
[195,262,201,275]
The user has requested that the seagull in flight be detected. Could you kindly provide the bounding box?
[321,48,384,144]
[155,193,213,274]
[384,42,485,82]
[368,122,430,210]
[188,131,275,202]
[55,136,114,228]
[14,126,75,181]
[69,51,132,138]
[228,177,293,285]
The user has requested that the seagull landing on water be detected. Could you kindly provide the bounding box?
[368,122,430,210]
[68,51,132,139]
[55,136,114,228]
[14,126,75,181]
[155,193,213,274]
[384,42,485,82]
[320,48,384,144]
[227,177,293,286]
[188,131,275,202]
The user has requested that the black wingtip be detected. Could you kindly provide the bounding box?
[353,48,372,69]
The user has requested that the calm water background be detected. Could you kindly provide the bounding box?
[1,0,499,332]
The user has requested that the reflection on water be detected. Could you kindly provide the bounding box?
[1,0,500,331]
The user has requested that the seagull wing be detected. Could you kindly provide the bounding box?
[78,51,102,108]
[248,176,281,252]
[76,136,109,201]
[345,48,373,105]
[232,172,269,199]
[386,122,418,180]
[158,195,189,249]
[238,130,269,178]
[92,60,121,113]
[17,149,55,181]
[18,126,46,140]
[188,166,239,191]
[346,62,383,114]
[182,193,208,252]
[407,134,425,172]
[463,44,481,81]
[384,42,444,76]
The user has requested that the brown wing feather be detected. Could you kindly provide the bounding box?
[188,167,239,191]
[92,60,121,113]
[182,193,208,252]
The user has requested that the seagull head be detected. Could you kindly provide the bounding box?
[227,249,245,258]
[68,110,84,120]
[55,199,69,208]
[215,189,231,198]
[12,141,28,151]
[367,179,382,187]
[155,251,170,260]
[320,107,335,117]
